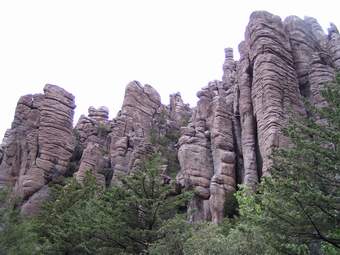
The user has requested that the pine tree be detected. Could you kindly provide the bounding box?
[93,153,191,254]
[34,173,102,254]
[34,153,191,254]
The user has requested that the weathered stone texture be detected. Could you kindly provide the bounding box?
[0,85,75,215]
[75,106,111,147]
[236,41,258,188]
[74,142,110,186]
[284,16,335,110]
[1,11,339,221]
[329,23,340,71]
[177,78,236,223]
[176,11,339,222]
[245,11,305,176]
[110,81,162,181]
[169,92,192,127]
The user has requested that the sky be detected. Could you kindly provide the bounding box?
[0,0,339,140]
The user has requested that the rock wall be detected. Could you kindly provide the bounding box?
[0,11,339,221]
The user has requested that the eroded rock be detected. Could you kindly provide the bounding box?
[110,81,162,180]
[0,84,75,216]
[1,11,339,222]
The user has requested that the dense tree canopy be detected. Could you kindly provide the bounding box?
[33,153,191,254]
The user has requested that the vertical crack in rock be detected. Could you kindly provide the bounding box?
[177,60,237,223]
[209,91,235,223]
[236,41,258,189]
[245,11,305,176]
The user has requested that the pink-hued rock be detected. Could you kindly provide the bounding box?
[244,11,306,176]
[1,10,339,222]
[177,78,236,223]
[236,41,258,189]
[109,81,162,181]
[169,92,192,127]
[74,142,109,186]
[0,84,75,215]
[176,11,339,222]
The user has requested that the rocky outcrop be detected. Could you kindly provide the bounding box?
[176,11,339,223]
[177,78,236,223]
[284,16,335,111]
[109,81,162,180]
[73,81,191,187]
[177,123,214,222]
[236,42,258,188]
[0,11,339,221]
[0,85,75,215]
[169,92,192,128]
[244,11,306,176]
[74,142,110,186]
[73,106,112,185]
[329,23,340,71]
[75,106,111,147]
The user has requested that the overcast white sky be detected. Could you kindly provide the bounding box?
[0,0,339,139]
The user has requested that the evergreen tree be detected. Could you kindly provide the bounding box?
[34,153,191,254]
[34,172,102,255]
[0,188,40,255]
[93,153,191,254]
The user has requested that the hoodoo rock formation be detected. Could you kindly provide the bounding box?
[0,85,75,215]
[1,11,339,221]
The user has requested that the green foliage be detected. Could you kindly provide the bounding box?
[34,172,102,254]
[183,222,229,255]
[150,123,181,179]
[97,153,191,253]
[223,192,238,218]
[149,215,192,255]
[0,188,40,255]
[150,217,232,255]
[97,122,111,138]
[33,154,191,254]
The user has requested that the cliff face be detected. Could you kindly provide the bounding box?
[0,11,339,220]
[0,85,75,215]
